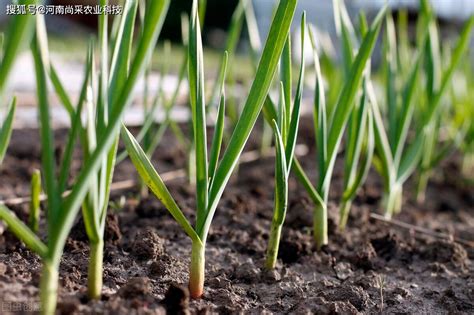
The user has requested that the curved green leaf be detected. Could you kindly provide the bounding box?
[208,93,226,183]
[285,13,306,169]
[272,120,288,225]
[52,0,170,261]
[322,6,386,193]
[121,125,201,244]
[0,205,48,258]
[202,0,298,241]
[189,0,209,227]
[0,98,16,165]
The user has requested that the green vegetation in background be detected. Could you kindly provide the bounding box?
[370,0,474,219]
[0,0,38,165]
[0,1,170,313]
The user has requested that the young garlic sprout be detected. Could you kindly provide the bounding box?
[331,0,374,230]
[301,4,385,248]
[122,0,297,298]
[265,13,306,270]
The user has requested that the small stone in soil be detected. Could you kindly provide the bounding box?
[333,261,354,280]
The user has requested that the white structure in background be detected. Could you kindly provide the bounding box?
[253,0,474,33]
[354,0,474,22]
[253,0,337,65]
[253,0,336,45]
[0,0,8,22]
[253,0,474,64]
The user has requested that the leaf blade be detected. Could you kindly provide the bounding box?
[121,125,201,243]
[203,0,298,240]
[52,0,170,257]
[0,98,16,165]
[0,205,48,258]
[189,0,209,227]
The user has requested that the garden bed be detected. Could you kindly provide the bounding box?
[0,119,472,314]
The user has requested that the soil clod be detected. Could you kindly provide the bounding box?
[233,260,260,283]
[352,241,378,270]
[421,240,468,268]
[131,228,166,261]
[162,283,190,315]
[371,233,400,260]
[321,285,371,311]
[105,213,122,244]
[118,277,151,298]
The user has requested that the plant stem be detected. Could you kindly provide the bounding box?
[29,169,41,234]
[461,152,473,177]
[260,121,273,156]
[139,180,149,199]
[188,147,196,186]
[189,239,205,298]
[416,171,430,204]
[39,261,59,315]
[313,203,328,249]
[338,200,352,231]
[383,183,402,219]
[265,220,282,270]
[87,239,104,300]
[394,186,403,215]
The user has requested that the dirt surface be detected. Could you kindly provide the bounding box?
[0,120,473,314]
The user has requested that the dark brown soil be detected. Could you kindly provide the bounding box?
[0,119,473,314]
